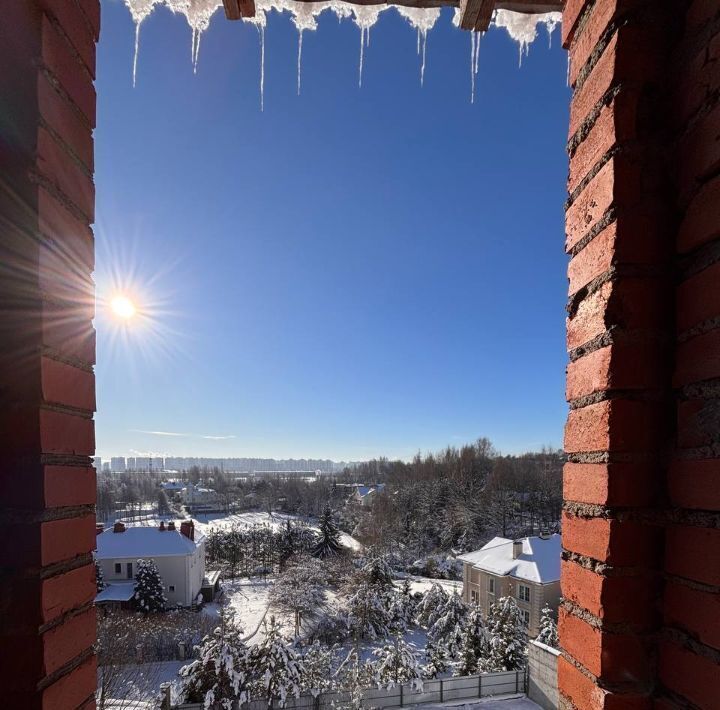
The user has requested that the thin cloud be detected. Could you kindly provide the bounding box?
[131,429,189,437]
[200,435,237,440]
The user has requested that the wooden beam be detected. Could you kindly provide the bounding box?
[460,0,563,32]
[223,0,256,20]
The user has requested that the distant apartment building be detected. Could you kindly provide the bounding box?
[458,533,561,638]
[95,520,205,608]
[110,456,126,473]
[93,456,102,471]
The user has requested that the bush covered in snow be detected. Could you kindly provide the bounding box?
[536,604,558,648]
[485,596,527,671]
[133,558,167,613]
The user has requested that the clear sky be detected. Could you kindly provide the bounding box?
[93,0,570,462]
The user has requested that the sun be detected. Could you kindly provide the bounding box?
[110,295,137,320]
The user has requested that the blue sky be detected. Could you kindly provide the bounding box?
[93,0,570,461]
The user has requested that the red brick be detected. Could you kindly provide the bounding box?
[677,175,720,253]
[677,261,720,334]
[41,653,97,710]
[44,465,95,507]
[38,73,93,172]
[41,514,96,566]
[42,564,96,624]
[566,160,617,252]
[40,0,96,77]
[41,299,96,364]
[664,580,720,650]
[567,282,612,350]
[674,329,720,386]
[668,459,720,510]
[77,0,101,41]
[37,126,95,222]
[566,347,613,401]
[41,356,95,411]
[559,607,653,684]
[677,398,720,449]
[563,512,662,566]
[659,641,720,709]
[39,409,94,456]
[565,399,665,453]
[678,102,720,203]
[564,461,657,507]
[558,656,652,710]
[43,606,95,675]
[40,15,96,127]
[562,0,590,48]
[665,525,720,586]
[568,224,615,295]
[38,188,94,271]
[561,559,658,627]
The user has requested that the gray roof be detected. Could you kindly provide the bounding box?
[96,525,202,560]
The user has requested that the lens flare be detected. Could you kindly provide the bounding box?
[110,295,137,320]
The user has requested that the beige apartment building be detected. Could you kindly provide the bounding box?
[458,533,561,638]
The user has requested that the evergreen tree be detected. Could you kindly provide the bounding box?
[179,609,251,708]
[362,554,394,587]
[422,642,448,680]
[536,604,559,648]
[133,558,167,613]
[312,506,343,558]
[300,641,334,697]
[485,596,527,671]
[415,583,449,628]
[249,616,304,707]
[346,582,392,640]
[456,606,489,675]
[428,593,469,657]
[95,560,105,593]
[372,635,422,690]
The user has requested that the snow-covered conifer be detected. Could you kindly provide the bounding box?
[95,560,106,593]
[456,605,489,675]
[536,604,558,649]
[312,506,343,559]
[415,582,449,628]
[362,554,394,587]
[346,582,392,640]
[133,558,167,613]
[249,616,304,707]
[178,609,250,709]
[422,641,448,679]
[428,592,468,657]
[300,641,335,697]
[485,596,527,671]
[372,635,422,690]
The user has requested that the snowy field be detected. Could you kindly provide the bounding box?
[193,511,364,552]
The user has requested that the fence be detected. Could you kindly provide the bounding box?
[166,669,526,710]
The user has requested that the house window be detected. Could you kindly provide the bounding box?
[521,610,530,626]
[471,590,479,604]
[126,562,133,579]
[519,584,531,602]
[169,585,175,592]
[114,563,121,575]
[488,577,495,594]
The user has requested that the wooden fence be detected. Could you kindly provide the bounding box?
[166,669,526,710]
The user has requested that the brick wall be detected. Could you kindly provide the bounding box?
[560,0,720,708]
[0,1,99,708]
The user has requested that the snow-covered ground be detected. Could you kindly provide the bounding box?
[402,575,462,596]
[417,696,539,710]
[193,511,364,552]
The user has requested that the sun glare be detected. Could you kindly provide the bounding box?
[111,295,137,320]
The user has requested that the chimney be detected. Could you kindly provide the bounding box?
[180,521,194,541]
[159,521,166,532]
[167,521,176,531]
[96,523,105,536]
[512,539,523,559]
[113,522,126,534]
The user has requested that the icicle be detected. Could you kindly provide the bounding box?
[259,24,265,111]
[417,27,421,56]
[420,30,427,87]
[297,29,303,95]
[470,31,480,104]
[132,21,141,87]
[358,27,365,88]
[193,28,203,73]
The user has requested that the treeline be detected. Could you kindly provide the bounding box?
[344,439,563,555]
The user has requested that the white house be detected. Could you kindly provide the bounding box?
[182,483,221,512]
[96,520,205,608]
[350,484,386,507]
[458,533,561,637]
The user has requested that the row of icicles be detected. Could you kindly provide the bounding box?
[123,0,562,109]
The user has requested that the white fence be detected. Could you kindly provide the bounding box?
[168,669,526,710]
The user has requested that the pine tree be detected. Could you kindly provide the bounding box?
[346,581,392,640]
[415,582,449,628]
[536,604,559,649]
[179,609,251,708]
[133,558,167,613]
[249,616,304,707]
[485,596,527,671]
[372,635,423,690]
[312,506,343,559]
[362,554,394,587]
[300,641,334,697]
[456,606,489,675]
[428,593,469,657]
[422,641,448,680]
[95,560,105,593]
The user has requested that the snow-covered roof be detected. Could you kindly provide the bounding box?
[457,534,561,584]
[96,525,203,560]
[96,581,135,603]
[354,484,385,498]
